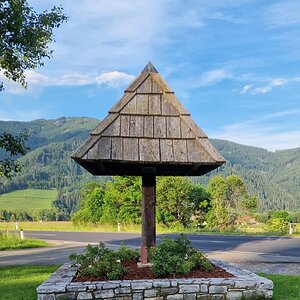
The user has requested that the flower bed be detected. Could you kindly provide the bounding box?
[37,259,273,300]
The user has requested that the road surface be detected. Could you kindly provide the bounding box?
[1,231,300,266]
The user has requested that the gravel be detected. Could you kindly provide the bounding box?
[235,262,300,275]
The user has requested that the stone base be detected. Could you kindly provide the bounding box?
[37,259,273,300]
[137,262,153,269]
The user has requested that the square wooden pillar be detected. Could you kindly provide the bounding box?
[141,174,156,264]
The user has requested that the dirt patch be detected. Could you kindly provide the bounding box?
[74,260,233,282]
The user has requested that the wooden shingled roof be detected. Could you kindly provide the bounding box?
[71,62,225,176]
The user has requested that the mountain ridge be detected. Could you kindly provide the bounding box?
[0,117,299,212]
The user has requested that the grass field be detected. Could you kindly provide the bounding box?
[0,265,59,300]
[0,266,298,300]
[0,189,57,211]
[260,273,300,300]
[0,232,49,251]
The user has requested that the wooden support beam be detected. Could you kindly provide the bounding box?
[141,174,156,264]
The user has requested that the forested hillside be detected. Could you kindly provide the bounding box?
[0,117,299,212]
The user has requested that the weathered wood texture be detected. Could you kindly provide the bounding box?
[72,62,225,168]
[141,175,156,248]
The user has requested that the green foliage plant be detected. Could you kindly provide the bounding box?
[0,0,67,91]
[207,175,258,231]
[266,210,290,234]
[149,234,212,277]
[0,132,30,178]
[69,242,140,280]
[267,218,289,234]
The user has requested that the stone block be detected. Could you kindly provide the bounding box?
[133,293,143,300]
[132,281,153,290]
[144,289,158,297]
[200,284,208,293]
[234,281,256,289]
[211,295,225,300]
[265,290,273,299]
[259,280,274,290]
[179,285,200,293]
[77,291,93,299]
[120,281,131,287]
[160,287,179,295]
[166,294,183,300]
[171,280,178,287]
[183,293,197,300]
[115,287,131,294]
[38,294,55,300]
[55,292,76,300]
[37,285,66,293]
[226,291,243,300]
[153,280,171,288]
[66,284,87,292]
[86,284,97,290]
[209,286,227,294]
[197,295,210,300]
[242,289,264,299]
[103,282,120,289]
[94,289,114,298]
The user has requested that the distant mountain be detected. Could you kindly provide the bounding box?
[0,117,299,212]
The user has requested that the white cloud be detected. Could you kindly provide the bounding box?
[208,109,300,150]
[241,78,288,95]
[265,0,300,27]
[0,69,135,94]
[240,84,252,94]
[211,125,300,151]
[95,71,135,87]
[197,69,233,87]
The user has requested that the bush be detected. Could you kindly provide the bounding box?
[267,218,289,234]
[149,234,212,277]
[69,242,140,280]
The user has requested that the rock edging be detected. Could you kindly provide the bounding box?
[37,259,273,300]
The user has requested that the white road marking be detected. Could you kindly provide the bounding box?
[28,233,56,236]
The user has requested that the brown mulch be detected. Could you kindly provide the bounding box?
[74,260,233,282]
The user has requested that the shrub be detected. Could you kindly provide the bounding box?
[267,218,289,234]
[117,244,140,261]
[69,242,140,280]
[149,234,212,277]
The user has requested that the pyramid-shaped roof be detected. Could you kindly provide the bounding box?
[72,62,225,176]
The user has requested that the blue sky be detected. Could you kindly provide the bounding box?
[1,0,300,151]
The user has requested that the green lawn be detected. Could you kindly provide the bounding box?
[0,232,49,251]
[0,265,59,300]
[259,273,300,300]
[0,267,298,300]
[0,189,57,211]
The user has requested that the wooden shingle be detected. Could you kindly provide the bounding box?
[72,62,225,176]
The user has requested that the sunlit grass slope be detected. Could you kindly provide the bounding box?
[0,189,57,211]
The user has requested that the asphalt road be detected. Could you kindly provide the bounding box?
[1,230,300,266]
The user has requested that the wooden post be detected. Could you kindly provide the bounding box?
[141,175,156,264]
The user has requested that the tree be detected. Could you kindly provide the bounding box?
[156,177,209,227]
[0,1,67,177]
[0,132,29,177]
[0,0,67,90]
[72,177,209,227]
[207,175,258,230]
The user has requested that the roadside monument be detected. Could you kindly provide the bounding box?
[72,62,226,263]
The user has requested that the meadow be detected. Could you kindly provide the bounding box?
[0,232,49,251]
[0,221,299,236]
[0,189,57,211]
